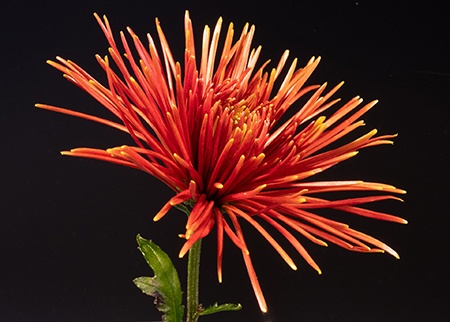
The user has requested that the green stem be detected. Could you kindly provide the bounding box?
[186,239,202,322]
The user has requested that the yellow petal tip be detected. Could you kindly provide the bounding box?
[214,182,224,189]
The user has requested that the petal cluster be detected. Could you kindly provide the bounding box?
[37,12,406,312]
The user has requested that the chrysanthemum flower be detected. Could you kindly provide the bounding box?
[37,12,406,312]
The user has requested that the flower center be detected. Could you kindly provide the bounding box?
[231,104,251,125]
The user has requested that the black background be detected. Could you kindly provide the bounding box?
[2,1,449,321]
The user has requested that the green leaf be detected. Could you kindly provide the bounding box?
[198,302,242,316]
[134,235,184,322]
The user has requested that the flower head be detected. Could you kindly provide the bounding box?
[37,12,406,312]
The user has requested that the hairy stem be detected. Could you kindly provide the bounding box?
[186,239,202,322]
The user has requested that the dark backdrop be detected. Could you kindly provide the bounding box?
[2,1,449,321]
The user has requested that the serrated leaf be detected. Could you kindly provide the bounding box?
[134,235,184,322]
[198,302,242,316]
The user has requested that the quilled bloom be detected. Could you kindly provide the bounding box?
[37,11,406,312]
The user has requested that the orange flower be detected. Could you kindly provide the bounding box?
[37,12,406,312]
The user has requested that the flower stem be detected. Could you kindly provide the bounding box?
[186,239,202,322]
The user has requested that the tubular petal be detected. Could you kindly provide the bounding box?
[216,209,224,283]
[225,205,297,270]
[154,189,192,221]
[260,213,322,274]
